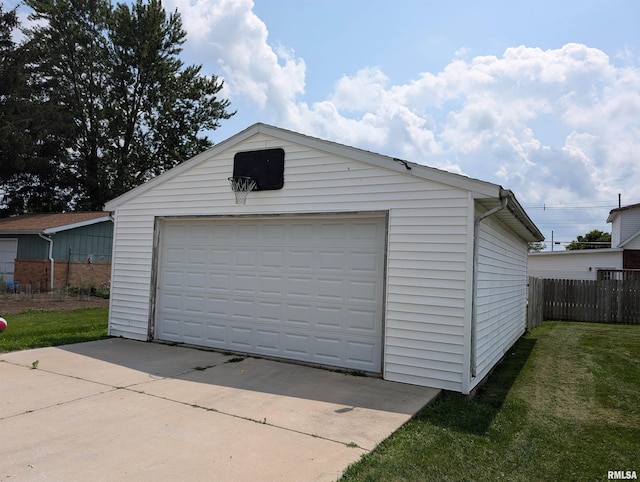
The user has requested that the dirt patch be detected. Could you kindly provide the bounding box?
[0,295,109,315]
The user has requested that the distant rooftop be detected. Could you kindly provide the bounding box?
[0,212,110,233]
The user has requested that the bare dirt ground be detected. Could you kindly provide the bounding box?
[0,294,109,315]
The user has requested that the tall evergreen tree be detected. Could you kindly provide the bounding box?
[1,0,233,214]
[1,4,72,214]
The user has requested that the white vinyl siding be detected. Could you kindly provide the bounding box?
[108,132,473,391]
[624,235,640,250]
[527,250,623,280]
[473,213,528,388]
[618,209,640,245]
[107,215,156,340]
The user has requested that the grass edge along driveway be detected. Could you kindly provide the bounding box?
[341,322,640,482]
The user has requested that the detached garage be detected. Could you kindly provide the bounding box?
[105,123,543,394]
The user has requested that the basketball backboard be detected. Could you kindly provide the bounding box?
[232,148,285,190]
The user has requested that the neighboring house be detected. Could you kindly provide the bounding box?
[528,202,640,280]
[0,212,113,291]
[104,123,543,395]
[607,202,640,268]
[527,249,623,280]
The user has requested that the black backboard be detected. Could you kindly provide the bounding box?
[232,148,285,190]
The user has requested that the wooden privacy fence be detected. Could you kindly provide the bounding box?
[528,277,640,324]
[527,276,544,329]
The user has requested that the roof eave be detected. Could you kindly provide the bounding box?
[0,229,42,235]
[41,216,112,235]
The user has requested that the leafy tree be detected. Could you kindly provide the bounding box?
[528,241,546,252]
[105,0,232,197]
[1,0,233,214]
[565,229,611,250]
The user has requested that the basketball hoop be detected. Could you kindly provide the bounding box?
[228,176,257,204]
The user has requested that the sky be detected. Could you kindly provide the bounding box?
[9,0,640,249]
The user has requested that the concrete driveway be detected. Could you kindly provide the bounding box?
[0,339,439,481]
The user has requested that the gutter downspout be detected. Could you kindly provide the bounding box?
[470,189,512,378]
[38,232,54,291]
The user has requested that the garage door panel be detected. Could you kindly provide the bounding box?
[288,250,314,271]
[317,278,344,300]
[287,276,314,298]
[207,297,228,316]
[229,326,253,349]
[184,295,205,313]
[283,332,310,356]
[157,216,385,373]
[160,316,181,338]
[318,251,344,271]
[349,280,379,302]
[348,309,379,333]
[187,247,206,264]
[256,330,280,352]
[257,301,283,322]
[346,341,376,364]
[315,306,343,328]
[350,252,379,274]
[230,299,255,320]
[182,319,203,342]
[233,274,257,295]
[260,276,283,295]
[236,223,259,240]
[161,293,182,312]
[186,272,206,289]
[164,247,185,264]
[236,249,258,267]
[209,249,231,267]
[285,304,312,326]
[262,250,284,268]
[163,270,183,288]
[210,273,229,291]
[315,337,341,362]
[205,322,226,343]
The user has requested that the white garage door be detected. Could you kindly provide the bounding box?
[156,215,386,372]
[0,239,17,283]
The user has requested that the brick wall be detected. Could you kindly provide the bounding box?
[14,258,111,292]
[623,250,640,269]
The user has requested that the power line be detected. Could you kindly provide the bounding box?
[523,199,640,211]
[523,204,616,211]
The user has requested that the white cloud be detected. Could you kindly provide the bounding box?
[165,0,305,111]
[172,1,640,241]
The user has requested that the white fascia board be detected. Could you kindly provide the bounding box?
[42,216,112,235]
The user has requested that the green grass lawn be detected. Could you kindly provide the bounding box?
[341,322,640,481]
[0,307,109,353]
